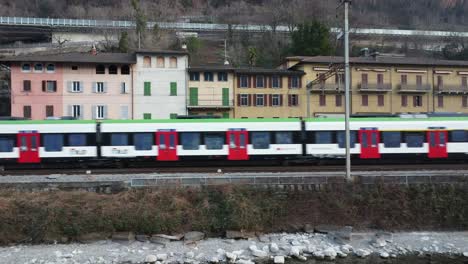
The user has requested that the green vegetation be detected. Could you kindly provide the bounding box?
[118,32,129,53]
[290,20,333,56]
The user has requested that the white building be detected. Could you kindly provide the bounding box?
[133,50,188,119]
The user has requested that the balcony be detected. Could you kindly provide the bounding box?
[436,85,468,94]
[398,84,431,93]
[187,99,234,109]
[358,83,392,92]
[309,83,344,93]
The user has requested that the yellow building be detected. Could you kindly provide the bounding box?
[283,56,468,117]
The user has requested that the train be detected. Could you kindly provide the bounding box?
[0,116,467,166]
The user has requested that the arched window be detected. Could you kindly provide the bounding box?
[96,64,105,74]
[34,63,43,72]
[21,63,31,72]
[157,56,165,68]
[143,56,151,68]
[121,65,130,75]
[46,64,55,72]
[169,56,177,68]
[108,65,118,74]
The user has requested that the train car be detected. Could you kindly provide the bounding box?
[99,118,303,161]
[0,120,98,164]
[305,116,468,160]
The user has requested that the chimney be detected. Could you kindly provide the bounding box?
[181,43,187,50]
[91,44,97,56]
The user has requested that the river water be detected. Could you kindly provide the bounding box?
[287,254,467,264]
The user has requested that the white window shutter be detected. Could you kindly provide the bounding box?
[92,82,97,93]
[80,105,84,119]
[80,81,84,92]
[104,106,108,119]
[67,81,72,92]
[67,105,72,116]
[103,82,108,93]
[92,105,96,119]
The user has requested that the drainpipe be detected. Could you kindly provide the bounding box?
[431,67,434,114]
[131,64,135,119]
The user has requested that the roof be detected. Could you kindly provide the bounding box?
[286,56,468,68]
[189,64,236,72]
[0,52,136,64]
[234,67,305,75]
[135,49,189,56]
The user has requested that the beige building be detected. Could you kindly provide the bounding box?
[283,56,468,117]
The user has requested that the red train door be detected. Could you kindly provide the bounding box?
[17,131,41,163]
[427,130,448,158]
[156,130,179,161]
[359,128,381,159]
[227,129,249,160]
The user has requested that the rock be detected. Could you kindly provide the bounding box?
[273,256,285,264]
[251,249,268,258]
[225,252,237,263]
[337,251,347,258]
[314,225,342,234]
[290,246,301,257]
[216,249,226,255]
[291,240,301,246]
[156,254,168,261]
[209,256,219,263]
[297,255,307,261]
[376,231,393,242]
[258,235,271,243]
[232,250,244,256]
[112,232,135,242]
[237,260,254,264]
[304,224,314,233]
[225,231,255,240]
[150,236,170,246]
[355,249,371,258]
[371,237,387,248]
[390,254,397,258]
[145,255,157,263]
[323,248,337,260]
[270,243,279,253]
[77,232,109,243]
[331,226,353,244]
[340,244,353,254]
[184,231,205,242]
[186,252,195,259]
[136,235,150,242]
[380,252,389,259]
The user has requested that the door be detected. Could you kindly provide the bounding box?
[427,130,448,158]
[227,129,248,160]
[17,131,41,163]
[359,128,380,159]
[156,130,178,161]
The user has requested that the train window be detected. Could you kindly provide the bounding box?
[337,131,356,148]
[0,136,14,152]
[31,136,37,149]
[239,133,246,148]
[159,134,166,150]
[181,133,200,150]
[405,132,424,148]
[43,134,64,151]
[382,132,401,148]
[430,132,436,147]
[229,134,236,148]
[361,132,368,148]
[275,132,293,144]
[252,132,270,149]
[451,130,467,142]
[68,134,87,146]
[134,133,153,151]
[205,133,224,150]
[314,131,333,144]
[111,133,129,146]
[440,132,446,145]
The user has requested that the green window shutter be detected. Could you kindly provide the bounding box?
[170,113,178,119]
[170,82,177,96]
[207,112,213,116]
[143,113,151,120]
[222,112,229,119]
[144,82,151,96]
[189,87,198,106]
[222,88,229,106]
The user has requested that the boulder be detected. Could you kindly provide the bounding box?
[186,252,195,259]
[156,254,168,261]
[184,231,205,242]
[463,252,468,257]
[145,255,157,263]
[323,248,337,260]
[371,237,387,248]
[290,247,301,257]
[297,255,307,261]
[237,260,254,264]
[269,243,279,253]
[251,249,268,258]
[380,252,389,259]
[376,231,393,242]
[331,226,353,244]
[153,234,183,241]
[273,256,285,264]
[150,236,170,246]
[225,230,255,240]
[355,249,371,258]
[77,232,109,243]
[303,224,314,233]
[225,252,237,263]
[112,232,135,242]
[136,235,150,242]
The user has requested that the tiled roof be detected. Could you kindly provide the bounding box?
[0,52,136,64]
[234,67,305,75]
[135,49,189,55]
[189,64,236,72]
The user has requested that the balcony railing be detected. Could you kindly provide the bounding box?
[187,99,234,108]
[310,83,344,93]
[358,83,392,92]
[436,85,468,94]
[398,84,431,93]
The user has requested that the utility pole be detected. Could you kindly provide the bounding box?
[341,0,352,181]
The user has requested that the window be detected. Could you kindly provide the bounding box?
[413,95,423,107]
[170,82,177,96]
[69,134,87,146]
[169,57,177,68]
[71,65,78,71]
[252,132,270,149]
[189,87,198,106]
[96,65,105,74]
[46,64,55,72]
[22,63,31,72]
[240,94,249,106]
[95,105,106,119]
[275,132,293,144]
[34,63,43,72]
[319,94,326,106]
[108,65,117,74]
[272,76,280,88]
[121,65,130,75]
[289,94,299,106]
[0,136,14,152]
[240,75,248,88]
[43,134,64,151]
[143,113,151,120]
[401,75,407,84]
[23,80,31,91]
[337,131,357,148]
[144,82,151,96]
[378,95,384,107]
[314,131,333,144]
[335,74,345,84]
[72,81,82,92]
[181,133,200,150]
[255,94,265,106]
[437,76,443,87]
[361,73,368,84]
[71,105,81,119]
[205,133,224,150]
[405,132,424,148]
[218,72,228,82]
[290,76,300,88]
[134,133,153,150]
[157,56,165,68]
[143,56,151,68]
[121,82,127,94]
[256,76,265,88]
[361,95,368,106]
[416,75,423,86]
[190,72,200,81]
[377,74,384,84]
[204,72,214,82]
[463,96,468,108]
[382,132,401,148]
[23,105,31,118]
[335,95,342,107]
[401,95,408,107]
[463,77,468,87]
[42,80,57,92]
[95,82,105,93]
[46,105,54,117]
[437,96,444,108]
[451,130,467,142]
[170,113,178,119]
[222,112,229,118]
[272,94,280,106]
[111,134,129,146]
